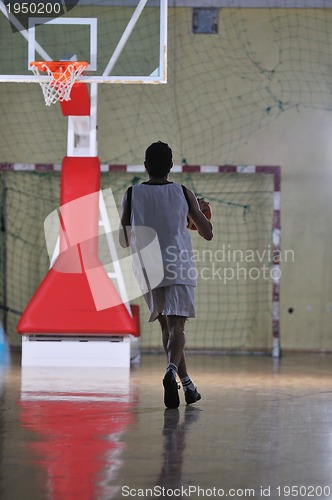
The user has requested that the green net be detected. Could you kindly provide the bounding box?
[0,172,60,345]
[0,5,331,164]
[0,169,275,352]
[103,171,275,352]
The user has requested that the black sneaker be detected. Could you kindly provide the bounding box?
[185,387,201,405]
[163,370,180,409]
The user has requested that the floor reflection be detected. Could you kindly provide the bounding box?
[2,353,332,500]
[158,406,202,496]
[19,367,137,500]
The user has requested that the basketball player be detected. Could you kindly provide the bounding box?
[120,141,213,409]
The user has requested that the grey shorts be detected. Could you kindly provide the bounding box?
[143,285,196,322]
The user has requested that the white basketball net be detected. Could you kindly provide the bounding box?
[30,62,88,106]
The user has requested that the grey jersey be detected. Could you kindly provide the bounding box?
[130,182,197,290]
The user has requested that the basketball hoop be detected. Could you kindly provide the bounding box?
[30,61,89,106]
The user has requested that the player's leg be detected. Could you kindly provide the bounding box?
[158,314,189,379]
[158,287,201,407]
[157,314,169,355]
[165,315,186,371]
[157,286,193,369]
[161,315,185,409]
[158,315,186,369]
[165,315,201,405]
[159,315,199,407]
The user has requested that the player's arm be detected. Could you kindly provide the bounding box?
[185,188,213,241]
[119,190,131,248]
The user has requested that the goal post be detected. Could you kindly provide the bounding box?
[0,163,281,357]
[108,163,282,357]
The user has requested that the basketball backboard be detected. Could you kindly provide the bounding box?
[0,0,167,84]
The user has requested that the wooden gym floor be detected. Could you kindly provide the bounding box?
[1,351,332,500]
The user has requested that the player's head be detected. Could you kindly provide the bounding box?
[144,141,173,178]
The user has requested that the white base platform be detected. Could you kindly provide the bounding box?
[21,334,140,368]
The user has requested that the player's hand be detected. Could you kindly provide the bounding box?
[197,197,209,213]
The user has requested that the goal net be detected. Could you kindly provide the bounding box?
[0,166,280,355]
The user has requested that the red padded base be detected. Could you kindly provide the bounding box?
[17,269,137,335]
[17,155,137,336]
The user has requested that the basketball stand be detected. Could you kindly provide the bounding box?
[18,63,139,368]
[0,2,168,367]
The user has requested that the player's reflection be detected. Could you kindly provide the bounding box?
[18,368,137,500]
[158,406,202,496]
